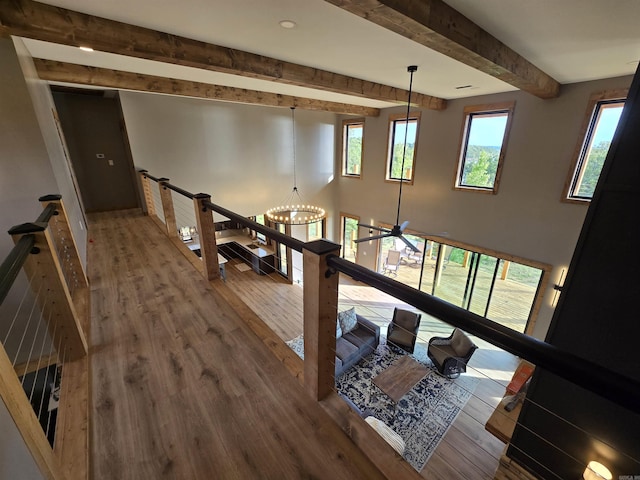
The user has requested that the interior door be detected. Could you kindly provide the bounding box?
[52,89,139,213]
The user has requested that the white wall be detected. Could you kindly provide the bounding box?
[12,39,88,268]
[337,75,633,338]
[0,36,55,480]
[119,91,338,225]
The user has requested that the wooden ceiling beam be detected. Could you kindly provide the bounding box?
[0,0,446,110]
[324,0,561,99]
[34,59,381,116]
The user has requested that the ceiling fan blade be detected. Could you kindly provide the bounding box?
[358,223,390,233]
[399,235,420,252]
[399,220,410,232]
[354,233,390,243]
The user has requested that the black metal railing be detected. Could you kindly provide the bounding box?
[327,254,640,414]
[0,234,36,306]
[138,168,640,414]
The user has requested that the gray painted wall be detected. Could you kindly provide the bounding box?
[120,66,628,339]
[119,91,338,276]
[337,75,632,338]
[0,37,58,480]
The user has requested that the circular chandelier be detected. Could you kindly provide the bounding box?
[266,107,326,226]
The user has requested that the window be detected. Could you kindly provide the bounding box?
[386,112,421,183]
[564,91,626,202]
[454,102,514,194]
[255,214,266,243]
[308,221,322,241]
[340,214,359,260]
[342,119,364,177]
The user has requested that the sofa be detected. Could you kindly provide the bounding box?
[335,312,380,377]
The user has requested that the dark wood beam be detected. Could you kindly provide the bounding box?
[34,59,381,116]
[0,0,446,110]
[324,0,560,99]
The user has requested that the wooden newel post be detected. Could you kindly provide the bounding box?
[38,195,89,292]
[138,169,156,217]
[303,239,341,401]
[158,178,178,239]
[192,194,220,281]
[8,223,88,362]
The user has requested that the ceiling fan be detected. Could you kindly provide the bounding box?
[355,65,423,253]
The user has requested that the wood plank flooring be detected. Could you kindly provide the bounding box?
[223,250,519,479]
[87,210,389,480]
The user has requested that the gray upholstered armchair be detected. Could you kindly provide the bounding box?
[386,307,421,354]
[427,328,477,378]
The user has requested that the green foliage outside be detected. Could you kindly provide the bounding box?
[575,140,610,198]
[390,142,415,179]
[461,146,500,188]
[346,136,362,175]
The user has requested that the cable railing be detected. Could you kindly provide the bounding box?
[136,169,640,479]
[0,195,89,480]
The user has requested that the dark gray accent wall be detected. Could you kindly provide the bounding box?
[509,66,640,479]
[52,91,139,212]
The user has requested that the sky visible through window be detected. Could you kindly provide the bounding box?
[468,115,508,146]
[593,106,623,144]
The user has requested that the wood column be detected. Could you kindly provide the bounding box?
[38,195,89,307]
[138,170,156,216]
[8,222,88,361]
[501,261,511,280]
[158,178,178,238]
[193,194,219,280]
[302,239,340,401]
[0,342,67,480]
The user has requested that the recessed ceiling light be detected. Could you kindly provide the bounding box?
[279,20,297,29]
[79,46,94,52]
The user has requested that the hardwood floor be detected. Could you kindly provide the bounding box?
[222,249,519,479]
[87,210,391,479]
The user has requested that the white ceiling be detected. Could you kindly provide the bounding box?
[21,0,640,107]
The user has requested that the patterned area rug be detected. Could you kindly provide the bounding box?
[286,335,479,472]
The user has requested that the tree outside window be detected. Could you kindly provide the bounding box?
[566,98,625,201]
[386,112,420,183]
[454,102,514,194]
[342,120,363,177]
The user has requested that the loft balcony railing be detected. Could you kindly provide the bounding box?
[0,195,89,480]
[138,169,640,479]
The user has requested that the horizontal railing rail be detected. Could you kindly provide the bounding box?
[0,234,36,306]
[202,199,306,253]
[327,254,640,414]
[163,182,195,200]
[139,169,160,183]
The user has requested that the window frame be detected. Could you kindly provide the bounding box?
[341,118,364,178]
[562,89,627,204]
[385,111,421,184]
[453,102,515,195]
[339,212,360,260]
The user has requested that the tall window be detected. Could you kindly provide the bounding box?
[255,214,266,243]
[386,112,421,183]
[308,221,322,241]
[340,214,359,260]
[564,91,626,202]
[342,119,364,177]
[454,102,514,194]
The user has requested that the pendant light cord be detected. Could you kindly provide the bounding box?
[396,65,417,226]
[291,107,299,196]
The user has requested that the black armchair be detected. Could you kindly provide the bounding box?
[386,308,421,354]
[427,328,477,378]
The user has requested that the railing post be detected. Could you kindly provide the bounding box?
[8,222,88,362]
[38,195,89,303]
[193,194,220,280]
[158,178,178,239]
[138,170,156,217]
[303,240,341,401]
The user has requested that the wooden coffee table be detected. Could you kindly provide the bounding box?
[372,356,429,412]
